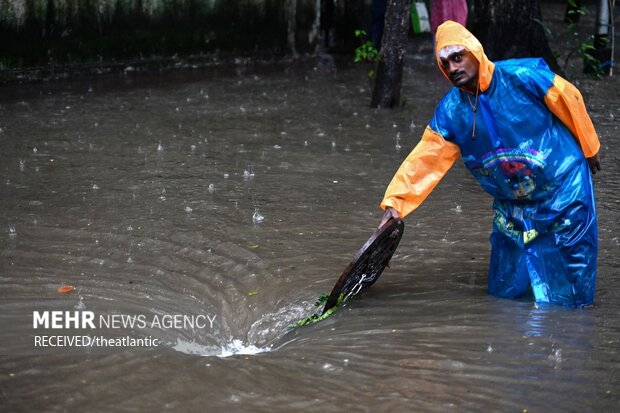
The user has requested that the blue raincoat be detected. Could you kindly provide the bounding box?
[381,21,600,307]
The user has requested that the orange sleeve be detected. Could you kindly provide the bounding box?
[380,126,460,218]
[544,75,600,158]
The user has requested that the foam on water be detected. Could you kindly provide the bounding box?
[171,338,272,358]
[218,340,272,358]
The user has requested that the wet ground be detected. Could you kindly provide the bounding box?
[1,24,620,413]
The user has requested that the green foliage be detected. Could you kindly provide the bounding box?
[353,29,379,78]
[578,36,605,78]
[291,292,343,328]
[565,0,588,22]
[561,3,603,78]
[536,3,603,78]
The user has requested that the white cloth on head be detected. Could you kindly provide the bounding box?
[438,45,466,59]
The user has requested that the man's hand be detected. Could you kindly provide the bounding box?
[379,207,401,228]
[587,153,601,175]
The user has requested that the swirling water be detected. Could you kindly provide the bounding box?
[1,54,619,412]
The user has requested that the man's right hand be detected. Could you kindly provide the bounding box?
[379,207,401,228]
[587,153,601,175]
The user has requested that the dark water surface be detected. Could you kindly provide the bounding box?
[1,50,619,412]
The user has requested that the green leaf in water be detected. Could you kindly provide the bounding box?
[292,293,345,328]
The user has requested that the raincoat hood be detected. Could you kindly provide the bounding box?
[435,20,495,92]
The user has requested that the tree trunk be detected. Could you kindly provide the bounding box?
[371,0,411,108]
[470,0,563,75]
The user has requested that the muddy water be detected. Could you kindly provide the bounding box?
[1,51,619,412]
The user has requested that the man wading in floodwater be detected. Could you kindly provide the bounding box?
[379,21,602,307]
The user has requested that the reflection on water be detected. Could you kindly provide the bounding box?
[1,52,619,411]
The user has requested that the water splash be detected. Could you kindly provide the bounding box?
[252,208,264,224]
[74,296,87,310]
[548,348,563,365]
[218,340,271,357]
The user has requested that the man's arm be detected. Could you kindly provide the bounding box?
[380,126,460,223]
[543,75,602,174]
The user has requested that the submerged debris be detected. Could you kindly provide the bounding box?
[57,284,75,294]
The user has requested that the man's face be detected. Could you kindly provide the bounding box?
[439,50,479,92]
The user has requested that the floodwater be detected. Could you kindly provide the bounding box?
[1,48,619,412]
